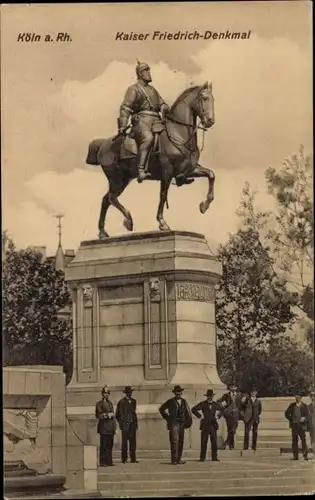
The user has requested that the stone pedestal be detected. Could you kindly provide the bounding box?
[65,231,225,450]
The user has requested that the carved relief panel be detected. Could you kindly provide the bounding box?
[76,283,99,383]
[144,277,168,381]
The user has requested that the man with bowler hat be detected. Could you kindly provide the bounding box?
[116,386,138,463]
[285,393,309,460]
[217,383,241,450]
[95,386,116,467]
[241,387,262,451]
[159,385,193,465]
[192,389,222,462]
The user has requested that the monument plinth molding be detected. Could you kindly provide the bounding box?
[65,231,225,450]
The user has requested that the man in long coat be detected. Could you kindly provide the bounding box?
[285,394,309,460]
[241,387,262,451]
[192,389,222,462]
[159,385,192,465]
[217,383,241,450]
[116,386,138,464]
[95,386,116,467]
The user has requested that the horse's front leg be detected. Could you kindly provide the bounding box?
[157,178,172,231]
[187,164,215,214]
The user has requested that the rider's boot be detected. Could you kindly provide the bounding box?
[137,148,152,183]
[137,165,151,183]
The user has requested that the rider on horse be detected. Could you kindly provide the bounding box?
[118,61,170,183]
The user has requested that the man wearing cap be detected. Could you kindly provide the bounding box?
[159,385,193,465]
[285,394,309,460]
[115,386,138,464]
[241,387,262,452]
[95,386,116,467]
[192,389,222,462]
[118,61,170,183]
[307,391,315,452]
[217,383,241,450]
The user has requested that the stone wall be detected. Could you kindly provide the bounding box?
[3,366,66,476]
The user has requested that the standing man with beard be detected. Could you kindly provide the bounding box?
[192,389,222,462]
[95,386,116,467]
[116,386,138,464]
[159,385,193,465]
[217,383,241,450]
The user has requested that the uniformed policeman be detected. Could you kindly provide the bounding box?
[118,61,170,183]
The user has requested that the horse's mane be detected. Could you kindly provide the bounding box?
[170,85,201,111]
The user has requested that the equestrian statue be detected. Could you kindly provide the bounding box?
[86,61,216,239]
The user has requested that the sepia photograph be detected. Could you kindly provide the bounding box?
[1,1,314,497]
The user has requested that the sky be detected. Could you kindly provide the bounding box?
[1,1,313,256]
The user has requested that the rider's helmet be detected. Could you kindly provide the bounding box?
[136,60,150,78]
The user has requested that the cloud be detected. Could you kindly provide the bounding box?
[3,35,312,251]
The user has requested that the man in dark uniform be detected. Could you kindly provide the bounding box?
[95,386,116,467]
[285,394,309,460]
[192,389,222,462]
[241,387,262,451]
[159,385,193,465]
[115,386,138,464]
[217,383,241,450]
[118,61,170,183]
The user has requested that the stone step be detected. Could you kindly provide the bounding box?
[98,466,313,482]
[236,428,291,436]
[98,469,315,490]
[99,484,315,497]
[259,420,290,429]
[111,448,281,460]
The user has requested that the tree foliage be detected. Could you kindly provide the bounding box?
[237,151,314,351]
[215,227,298,385]
[2,237,73,382]
[217,335,313,397]
[264,146,313,288]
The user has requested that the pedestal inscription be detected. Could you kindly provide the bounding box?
[176,282,215,302]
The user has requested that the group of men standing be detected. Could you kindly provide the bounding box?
[95,383,265,466]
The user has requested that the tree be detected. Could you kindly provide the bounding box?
[2,237,73,382]
[217,335,313,396]
[215,227,298,386]
[238,163,314,354]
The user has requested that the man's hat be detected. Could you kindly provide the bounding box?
[101,385,110,395]
[136,60,150,76]
[249,386,258,393]
[172,385,184,393]
[204,389,215,398]
[123,386,134,394]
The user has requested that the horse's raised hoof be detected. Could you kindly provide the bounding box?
[123,216,133,232]
[98,229,109,239]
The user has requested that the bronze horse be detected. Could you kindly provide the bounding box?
[86,82,215,238]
